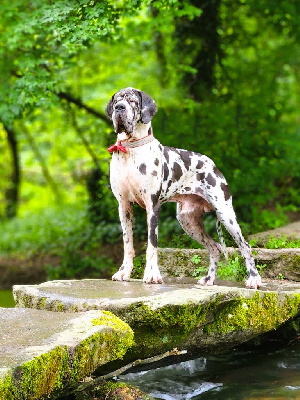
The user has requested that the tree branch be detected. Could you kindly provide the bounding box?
[57,91,109,123]
[10,69,108,123]
[67,103,100,169]
[76,348,187,393]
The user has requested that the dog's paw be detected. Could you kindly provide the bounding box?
[198,276,215,286]
[245,275,261,289]
[143,268,163,284]
[112,268,131,282]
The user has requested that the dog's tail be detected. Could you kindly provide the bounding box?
[216,218,228,260]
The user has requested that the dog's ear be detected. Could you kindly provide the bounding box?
[105,94,115,121]
[139,90,157,124]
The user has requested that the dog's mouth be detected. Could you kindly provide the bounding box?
[116,122,126,132]
[114,115,133,135]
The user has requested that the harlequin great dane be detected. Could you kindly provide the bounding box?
[106,87,261,289]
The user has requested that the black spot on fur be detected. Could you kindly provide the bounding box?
[152,170,158,176]
[213,166,224,179]
[220,182,231,201]
[197,172,205,181]
[139,163,147,175]
[149,212,159,246]
[154,158,159,166]
[166,179,173,192]
[229,219,233,225]
[249,269,258,277]
[179,150,192,170]
[195,187,204,194]
[163,162,169,181]
[163,147,170,163]
[172,162,183,181]
[151,189,161,206]
[196,160,204,170]
[126,211,131,220]
[184,187,191,191]
[206,173,216,187]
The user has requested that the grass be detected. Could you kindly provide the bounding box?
[192,252,267,282]
[249,234,300,249]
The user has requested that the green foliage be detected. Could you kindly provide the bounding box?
[192,252,247,281]
[249,234,300,249]
[265,235,300,249]
[132,254,146,279]
[0,0,299,274]
[0,203,119,279]
[45,254,115,281]
[217,254,247,282]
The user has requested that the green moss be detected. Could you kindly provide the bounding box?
[52,300,66,312]
[19,346,70,399]
[204,292,300,335]
[0,346,70,400]
[0,375,16,400]
[14,292,34,309]
[119,301,207,358]
[283,255,300,274]
[82,381,152,400]
[37,297,47,309]
[116,291,300,359]
[71,312,134,383]
[0,312,134,400]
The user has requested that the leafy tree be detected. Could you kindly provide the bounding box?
[0,0,299,241]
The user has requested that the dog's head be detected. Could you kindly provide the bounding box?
[105,87,157,137]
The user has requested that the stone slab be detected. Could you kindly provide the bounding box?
[157,247,300,281]
[249,221,300,245]
[13,279,300,361]
[0,307,133,400]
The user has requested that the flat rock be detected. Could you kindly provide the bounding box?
[158,247,300,281]
[0,307,133,400]
[249,221,300,245]
[13,279,300,362]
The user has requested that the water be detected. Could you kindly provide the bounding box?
[0,290,15,307]
[120,343,300,399]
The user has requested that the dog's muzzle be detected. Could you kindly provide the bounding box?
[113,101,135,134]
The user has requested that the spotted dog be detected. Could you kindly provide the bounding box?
[106,87,261,289]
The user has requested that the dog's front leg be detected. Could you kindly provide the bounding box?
[112,201,135,281]
[143,205,163,284]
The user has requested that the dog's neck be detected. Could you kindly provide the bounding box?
[117,122,152,142]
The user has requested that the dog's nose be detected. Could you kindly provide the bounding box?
[115,103,126,112]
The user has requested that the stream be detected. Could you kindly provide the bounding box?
[120,342,300,399]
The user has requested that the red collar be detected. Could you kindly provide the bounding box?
[107,140,127,154]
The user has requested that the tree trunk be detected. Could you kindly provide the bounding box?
[175,0,221,101]
[3,123,20,218]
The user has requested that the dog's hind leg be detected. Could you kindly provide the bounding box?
[176,202,222,285]
[215,205,261,289]
[112,201,135,281]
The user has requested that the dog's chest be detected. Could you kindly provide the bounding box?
[110,145,162,206]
